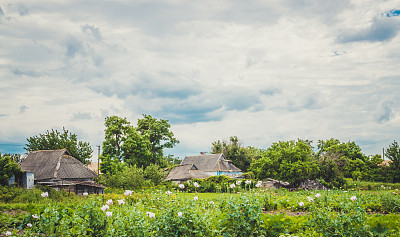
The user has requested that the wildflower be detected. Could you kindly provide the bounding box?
[27,223,32,227]
[32,214,39,219]
[178,212,183,217]
[299,202,304,206]
[194,182,200,188]
[41,192,48,197]
[194,196,198,201]
[343,191,347,193]
[328,190,331,192]
[209,201,214,205]
[230,183,236,189]
[351,196,357,201]
[396,189,398,191]
[315,193,321,198]
[255,182,262,188]
[82,192,88,196]
[118,199,125,205]
[245,180,251,185]
[5,231,11,236]
[147,212,155,218]
[307,197,314,202]
[106,211,112,217]
[124,190,133,196]
[106,199,113,205]
[179,184,185,189]
[166,191,172,195]
[101,205,109,211]
[236,180,242,185]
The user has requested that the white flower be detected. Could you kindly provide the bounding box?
[299,202,304,206]
[255,183,262,188]
[328,190,331,192]
[124,190,133,196]
[118,199,125,205]
[106,199,113,205]
[236,180,242,185]
[41,192,48,197]
[350,196,357,201]
[245,180,251,185]
[307,197,314,202]
[209,201,214,205]
[343,191,347,193]
[230,183,236,189]
[315,193,321,198]
[82,192,88,196]
[194,182,200,188]
[101,205,109,211]
[5,231,11,236]
[178,212,183,217]
[32,214,39,219]
[106,211,112,217]
[396,189,398,191]
[179,184,185,189]
[27,223,32,227]
[147,212,155,218]
[166,191,172,195]
[257,181,262,184]
[194,196,198,201]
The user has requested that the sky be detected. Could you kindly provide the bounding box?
[1,0,400,161]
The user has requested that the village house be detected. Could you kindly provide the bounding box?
[165,153,243,183]
[17,149,104,195]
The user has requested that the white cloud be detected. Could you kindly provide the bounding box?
[1,0,400,159]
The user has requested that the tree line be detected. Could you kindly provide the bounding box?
[214,136,400,186]
[2,114,400,187]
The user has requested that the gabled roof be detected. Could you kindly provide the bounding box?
[164,164,211,181]
[19,149,97,181]
[181,153,242,172]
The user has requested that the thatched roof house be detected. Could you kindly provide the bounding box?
[19,149,104,194]
[165,153,242,183]
[164,164,211,182]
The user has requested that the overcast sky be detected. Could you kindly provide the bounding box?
[1,1,400,161]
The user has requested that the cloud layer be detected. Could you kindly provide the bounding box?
[1,1,400,159]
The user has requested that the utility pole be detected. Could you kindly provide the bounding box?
[383,148,385,160]
[97,145,101,175]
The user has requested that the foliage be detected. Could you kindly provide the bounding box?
[385,140,400,183]
[250,139,317,185]
[137,114,179,165]
[101,115,179,174]
[144,164,165,186]
[0,156,22,186]
[211,136,257,172]
[24,127,93,164]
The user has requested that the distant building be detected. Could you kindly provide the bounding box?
[18,149,104,195]
[165,153,243,183]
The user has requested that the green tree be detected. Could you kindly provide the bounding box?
[385,140,400,183]
[25,127,93,164]
[0,155,22,186]
[103,116,131,159]
[137,114,179,164]
[250,139,317,185]
[211,136,255,172]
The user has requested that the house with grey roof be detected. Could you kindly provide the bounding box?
[165,153,242,183]
[18,149,104,194]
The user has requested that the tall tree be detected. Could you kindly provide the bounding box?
[25,127,92,164]
[103,116,131,159]
[385,140,400,182]
[137,114,179,164]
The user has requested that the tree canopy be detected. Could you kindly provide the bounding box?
[100,115,179,174]
[25,127,93,164]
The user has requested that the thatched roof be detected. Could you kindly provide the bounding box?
[19,149,97,181]
[164,164,211,181]
[181,153,242,172]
